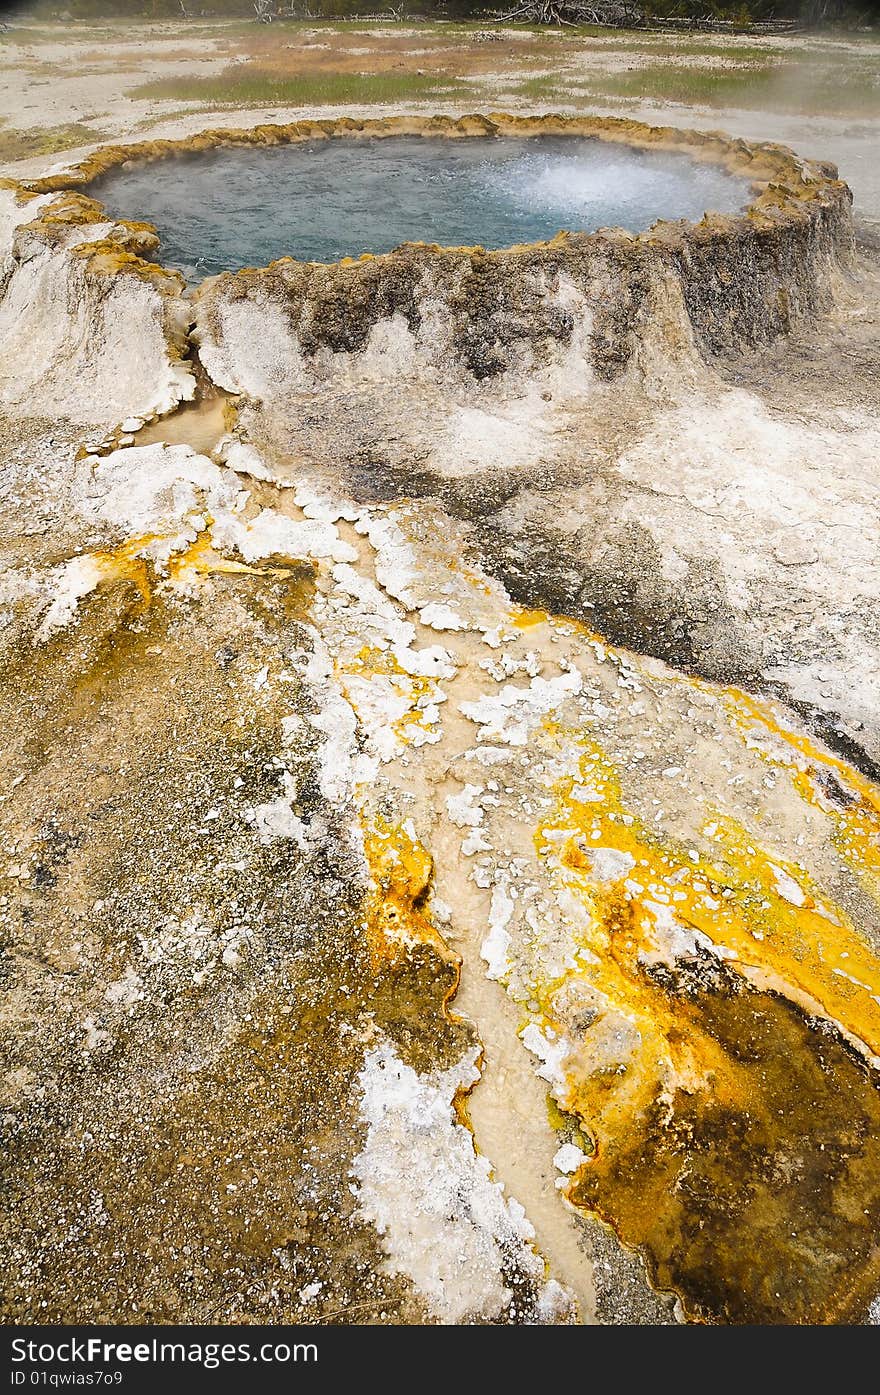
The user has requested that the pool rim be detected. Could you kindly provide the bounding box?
[0,110,850,285]
[74,125,758,274]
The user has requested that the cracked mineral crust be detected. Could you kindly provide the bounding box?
[2,115,880,1327]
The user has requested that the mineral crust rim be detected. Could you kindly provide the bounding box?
[2,110,851,279]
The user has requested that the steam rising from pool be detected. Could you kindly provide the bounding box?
[92,136,750,279]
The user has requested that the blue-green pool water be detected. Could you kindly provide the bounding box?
[92,135,751,279]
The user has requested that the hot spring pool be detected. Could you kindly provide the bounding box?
[91,136,751,278]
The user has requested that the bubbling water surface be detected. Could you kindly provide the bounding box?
[92,135,751,279]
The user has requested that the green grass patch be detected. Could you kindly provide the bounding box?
[584,59,880,118]
[130,65,468,107]
[587,61,777,106]
[0,26,64,44]
[0,122,104,163]
[508,74,579,101]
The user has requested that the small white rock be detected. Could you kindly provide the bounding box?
[553,1143,589,1175]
